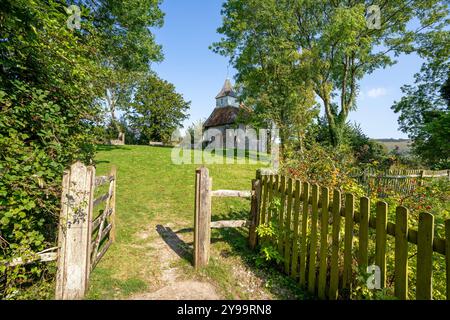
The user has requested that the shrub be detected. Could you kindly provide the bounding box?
[0,1,102,298]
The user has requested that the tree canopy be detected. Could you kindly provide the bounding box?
[213,0,449,147]
[128,74,190,144]
[0,0,187,298]
[392,31,450,168]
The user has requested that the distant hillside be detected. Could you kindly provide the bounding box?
[372,138,412,154]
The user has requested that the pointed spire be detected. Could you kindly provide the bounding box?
[215,78,236,99]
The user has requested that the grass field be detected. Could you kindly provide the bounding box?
[86,145,305,300]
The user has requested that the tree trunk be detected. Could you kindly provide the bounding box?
[322,96,343,147]
[106,88,122,135]
[278,126,288,163]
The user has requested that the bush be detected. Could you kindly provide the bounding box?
[311,117,389,167]
[0,1,102,298]
[282,141,364,197]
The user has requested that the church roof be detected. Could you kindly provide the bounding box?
[203,106,240,128]
[215,79,237,99]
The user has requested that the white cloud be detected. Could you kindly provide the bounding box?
[367,87,388,98]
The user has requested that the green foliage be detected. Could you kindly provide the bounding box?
[255,198,284,267]
[282,141,365,196]
[0,0,107,298]
[213,0,449,147]
[127,73,190,144]
[212,0,319,158]
[186,119,205,145]
[392,31,450,169]
[0,0,166,298]
[313,117,388,165]
[75,0,165,133]
[351,267,395,300]
[255,223,276,239]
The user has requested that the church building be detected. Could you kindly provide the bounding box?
[203,79,248,148]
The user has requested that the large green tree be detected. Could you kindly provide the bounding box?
[128,74,190,144]
[0,0,107,298]
[213,0,449,147]
[212,0,317,158]
[392,31,450,168]
[74,0,165,133]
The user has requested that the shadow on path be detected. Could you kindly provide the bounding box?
[156,225,193,264]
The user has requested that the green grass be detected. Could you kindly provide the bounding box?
[86,145,303,300]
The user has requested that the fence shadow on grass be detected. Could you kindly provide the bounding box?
[155,225,193,264]
[211,208,311,300]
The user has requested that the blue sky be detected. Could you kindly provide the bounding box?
[151,0,424,139]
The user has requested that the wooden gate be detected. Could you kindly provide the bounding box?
[193,166,262,269]
[55,161,116,299]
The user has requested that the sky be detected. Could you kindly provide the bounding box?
[151,0,425,139]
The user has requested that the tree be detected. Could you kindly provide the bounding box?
[212,0,318,158]
[213,0,449,147]
[0,0,108,298]
[74,0,165,133]
[0,0,166,298]
[392,31,450,168]
[186,119,205,146]
[128,74,190,144]
[440,73,450,106]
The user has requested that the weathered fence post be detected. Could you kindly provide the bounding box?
[419,170,425,186]
[248,174,262,250]
[55,161,95,300]
[194,167,212,269]
[446,219,450,300]
[416,212,434,300]
[110,166,117,242]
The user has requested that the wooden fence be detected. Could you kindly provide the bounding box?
[351,168,449,196]
[258,173,450,300]
[193,167,261,269]
[55,161,116,300]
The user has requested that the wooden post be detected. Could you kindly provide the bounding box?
[394,206,409,300]
[55,161,95,300]
[343,193,354,291]
[249,177,262,250]
[376,201,388,289]
[416,212,434,300]
[358,197,370,271]
[329,189,341,300]
[299,182,310,288]
[419,169,425,186]
[318,186,330,299]
[110,166,117,242]
[445,219,450,300]
[307,184,320,294]
[194,167,212,269]
[290,180,301,279]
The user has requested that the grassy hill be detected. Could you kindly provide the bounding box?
[87,145,304,300]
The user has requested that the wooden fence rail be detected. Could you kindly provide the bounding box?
[351,168,449,196]
[257,173,450,300]
[55,162,116,300]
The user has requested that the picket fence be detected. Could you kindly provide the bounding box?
[257,174,450,300]
[351,168,449,196]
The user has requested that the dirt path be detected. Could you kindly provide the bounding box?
[126,223,290,300]
[130,223,221,300]
[90,146,303,300]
